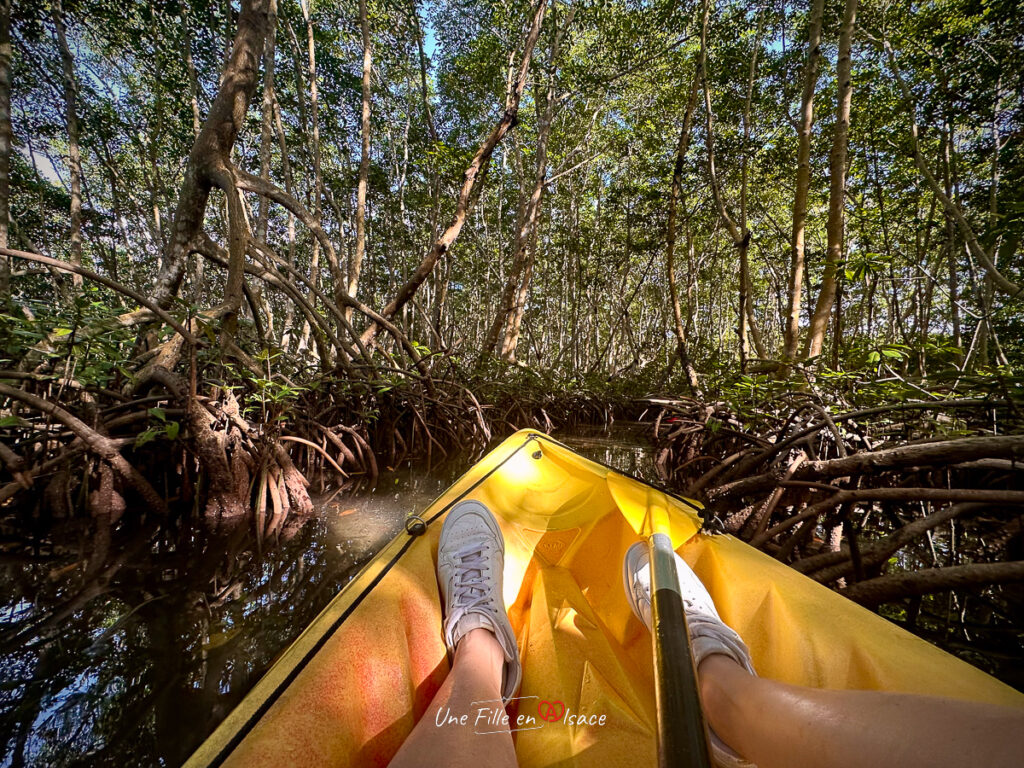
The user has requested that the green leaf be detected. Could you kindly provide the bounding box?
[0,415,22,427]
[148,407,167,422]
[164,421,180,440]
[867,351,881,364]
[135,428,159,448]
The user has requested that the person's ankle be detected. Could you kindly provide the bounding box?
[456,627,506,690]
[698,652,744,677]
[460,626,500,652]
[698,654,748,706]
[696,653,756,766]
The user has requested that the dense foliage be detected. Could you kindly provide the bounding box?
[2,0,1020,392]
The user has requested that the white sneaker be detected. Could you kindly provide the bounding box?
[438,500,521,704]
[623,541,756,768]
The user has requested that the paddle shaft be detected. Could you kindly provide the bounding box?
[648,533,713,768]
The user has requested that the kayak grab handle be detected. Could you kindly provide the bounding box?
[404,514,427,536]
[648,533,713,768]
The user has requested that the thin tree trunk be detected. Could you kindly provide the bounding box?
[980,79,1006,367]
[255,0,277,242]
[740,8,767,362]
[805,0,858,359]
[883,39,1021,299]
[182,18,204,302]
[940,116,962,356]
[499,5,573,363]
[410,0,446,339]
[52,0,84,287]
[501,240,535,362]
[699,9,752,371]
[348,0,371,314]
[182,19,202,138]
[665,52,703,393]
[272,94,297,348]
[360,0,548,347]
[410,0,437,143]
[297,0,333,351]
[783,0,824,363]
[482,143,529,357]
[301,0,325,269]
[0,0,10,303]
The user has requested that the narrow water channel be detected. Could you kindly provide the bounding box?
[0,423,655,768]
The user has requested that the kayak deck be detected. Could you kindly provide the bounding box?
[186,430,1024,768]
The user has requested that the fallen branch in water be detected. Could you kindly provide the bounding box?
[650,396,1024,628]
[750,487,1024,547]
[841,561,1024,607]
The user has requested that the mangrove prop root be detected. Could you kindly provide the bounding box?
[841,561,1024,607]
[651,397,1024,608]
[0,382,169,514]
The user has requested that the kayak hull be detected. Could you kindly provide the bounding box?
[186,430,1024,768]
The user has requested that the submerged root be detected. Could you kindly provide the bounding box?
[649,396,1024,611]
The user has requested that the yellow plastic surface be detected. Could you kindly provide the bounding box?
[186,430,1024,768]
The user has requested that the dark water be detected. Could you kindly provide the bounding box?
[0,424,655,768]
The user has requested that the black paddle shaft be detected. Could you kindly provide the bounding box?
[648,533,713,768]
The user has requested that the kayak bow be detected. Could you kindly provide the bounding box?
[186,429,1024,768]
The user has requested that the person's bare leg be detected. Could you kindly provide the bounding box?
[700,654,1024,768]
[388,628,518,768]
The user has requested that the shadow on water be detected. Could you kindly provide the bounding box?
[0,423,655,768]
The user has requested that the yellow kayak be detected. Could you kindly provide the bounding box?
[185,429,1024,768]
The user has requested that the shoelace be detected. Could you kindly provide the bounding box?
[450,543,494,613]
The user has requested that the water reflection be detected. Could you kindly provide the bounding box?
[1,426,659,768]
[552,421,660,482]
[0,459,463,767]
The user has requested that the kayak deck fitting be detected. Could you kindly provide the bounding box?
[185,429,1024,768]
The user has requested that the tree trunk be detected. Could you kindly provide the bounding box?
[740,7,767,364]
[182,18,202,138]
[501,241,534,362]
[411,0,446,341]
[883,39,1021,299]
[499,6,573,363]
[782,0,824,364]
[481,152,528,357]
[149,0,270,311]
[348,0,371,315]
[52,0,84,287]
[410,0,437,143]
[940,115,962,358]
[805,0,858,359]
[665,4,705,394]
[255,0,278,242]
[360,0,548,347]
[0,0,10,304]
[700,5,752,371]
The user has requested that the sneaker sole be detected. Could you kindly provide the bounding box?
[623,540,648,625]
